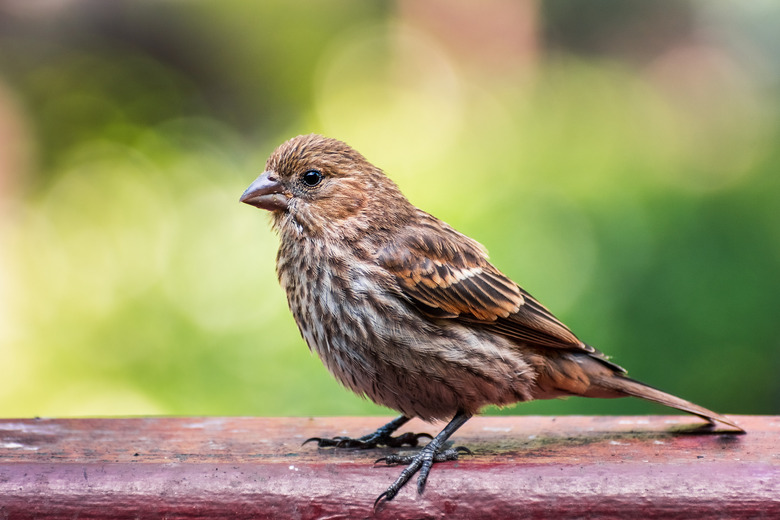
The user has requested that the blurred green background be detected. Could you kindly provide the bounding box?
[0,0,777,419]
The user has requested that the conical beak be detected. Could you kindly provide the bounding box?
[240,171,289,211]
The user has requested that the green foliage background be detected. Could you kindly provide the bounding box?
[0,1,777,419]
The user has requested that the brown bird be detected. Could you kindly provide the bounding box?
[240,134,743,504]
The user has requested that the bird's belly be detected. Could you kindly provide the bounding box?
[284,270,536,421]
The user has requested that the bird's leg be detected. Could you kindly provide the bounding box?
[375,411,472,506]
[303,415,432,449]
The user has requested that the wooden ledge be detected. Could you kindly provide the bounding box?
[0,415,777,519]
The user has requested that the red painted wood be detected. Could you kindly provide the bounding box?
[0,415,776,519]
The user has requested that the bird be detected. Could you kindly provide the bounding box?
[239,133,744,505]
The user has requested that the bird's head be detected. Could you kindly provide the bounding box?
[240,134,411,237]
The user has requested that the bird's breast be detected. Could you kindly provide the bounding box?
[274,237,536,420]
[276,239,399,391]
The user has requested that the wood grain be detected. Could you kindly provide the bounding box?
[0,415,776,519]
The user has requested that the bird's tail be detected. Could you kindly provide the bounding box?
[591,373,745,433]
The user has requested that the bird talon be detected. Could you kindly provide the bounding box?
[380,453,410,466]
[302,428,432,450]
[386,431,433,447]
[302,436,350,448]
[374,490,393,509]
[416,476,428,495]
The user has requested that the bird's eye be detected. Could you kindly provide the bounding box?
[301,170,323,187]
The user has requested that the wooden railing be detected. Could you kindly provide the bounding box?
[0,415,776,519]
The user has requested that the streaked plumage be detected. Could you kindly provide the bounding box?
[240,133,743,504]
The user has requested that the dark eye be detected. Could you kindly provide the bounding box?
[301,170,323,187]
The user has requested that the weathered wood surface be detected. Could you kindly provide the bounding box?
[0,415,776,519]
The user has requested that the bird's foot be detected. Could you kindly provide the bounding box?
[374,446,472,506]
[303,430,432,449]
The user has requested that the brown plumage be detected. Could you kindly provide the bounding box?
[240,134,743,504]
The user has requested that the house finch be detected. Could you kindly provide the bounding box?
[240,134,743,504]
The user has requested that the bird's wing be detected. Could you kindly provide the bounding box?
[376,217,591,351]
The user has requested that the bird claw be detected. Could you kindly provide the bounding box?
[303,431,432,450]
[374,445,472,508]
[302,436,360,448]
[374,490,392,510]
[378,446,469,466]
[386,431,434,447]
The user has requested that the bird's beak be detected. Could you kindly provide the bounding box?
[240,171,289,211]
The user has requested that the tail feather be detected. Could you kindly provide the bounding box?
[593,374,744,432]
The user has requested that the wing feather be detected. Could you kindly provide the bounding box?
[376,213,590,352]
